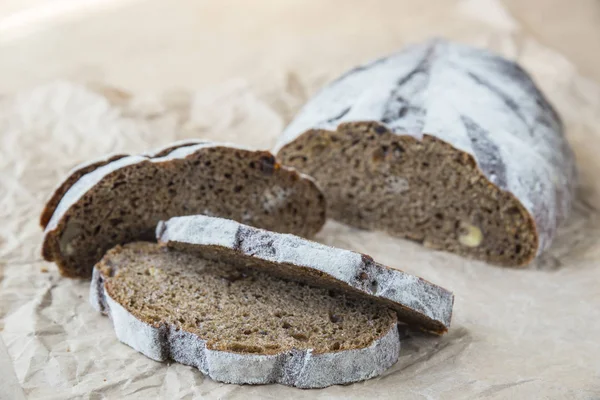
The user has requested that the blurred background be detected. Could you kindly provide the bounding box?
[2,2,600,399]
[1,0,599,94]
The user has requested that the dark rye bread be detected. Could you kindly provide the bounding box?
[42,142,326,278]
[40,153,127,228]
[157,215,454,334]
[39,140,206,229]
[91,242,400,388]
[276,39,577,267]
[40,139,206,229]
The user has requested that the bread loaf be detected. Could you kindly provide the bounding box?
[91,242,400,388]
[276,39,576,266]
[157,215,454,334]
[42,142,326,278]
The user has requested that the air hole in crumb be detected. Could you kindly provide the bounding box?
[233,185,243,193]
[290,333,308,341]
[507,206,520,215]
[515,244,522,254]
[224,173,232,179]
[392,143,405,156]
[243,329,252,335]
[290,155,307,163]
[331,342,341,351]
[282,322,291,329]
[434,213,444,220]
[204,161,211,167]
[422,162,430,168]
[370,280,378,293]
[329,313,343,323]
[227,343,263,353]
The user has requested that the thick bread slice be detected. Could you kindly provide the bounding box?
[40,140,208,229]
[275,39,577,266]
[157,215,454,334]
[42,141,326,278]
[39,153,127,228]
[91,242,400,388]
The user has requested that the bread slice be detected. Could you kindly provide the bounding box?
[157,215,454,334]
[91,242,400,388]
[275,39,577,266]
[40,140,207,229]
[42,142,326,278]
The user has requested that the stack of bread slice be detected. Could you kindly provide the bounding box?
[42,140,453,388]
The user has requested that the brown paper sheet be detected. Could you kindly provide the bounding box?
[1,0,600,398]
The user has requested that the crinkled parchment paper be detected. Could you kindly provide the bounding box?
[1,0,600,398]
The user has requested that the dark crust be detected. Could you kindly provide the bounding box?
[41,144,327,278]
[278,121,539,266]
[148,140,208,158]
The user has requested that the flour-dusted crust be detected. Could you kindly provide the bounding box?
[157,215,454,333]
[90,264,400,389]
[39,153,128,228]
[42,141,326,278]
[275,39,577,261]
[40,140,208,230]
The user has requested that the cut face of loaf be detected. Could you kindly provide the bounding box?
[157,215,454,334]
[276,39,577,266]
[40,140,208,229]
[91,242,400,388]
[42,142,326,278]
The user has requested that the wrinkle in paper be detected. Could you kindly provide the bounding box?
[1,0,600,399]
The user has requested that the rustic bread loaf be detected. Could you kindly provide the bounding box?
[91,242,400,388]
[157,215,454,334]
[42,142,326,278]
[275,39,577,266]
